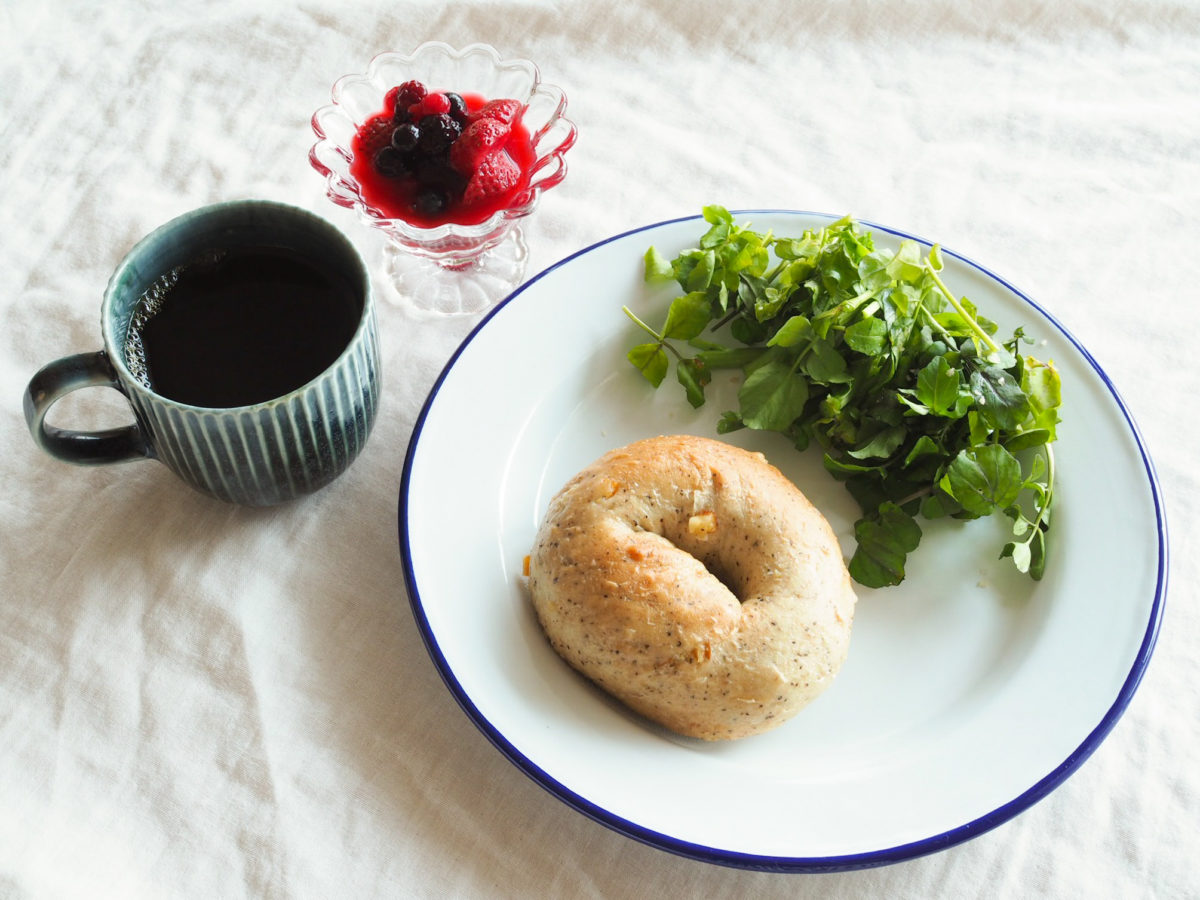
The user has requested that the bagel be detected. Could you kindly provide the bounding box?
[528,434,857,741]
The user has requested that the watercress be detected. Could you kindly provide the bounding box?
[624,206,1060,588]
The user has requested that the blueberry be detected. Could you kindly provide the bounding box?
[412,186,448,217]
[391,123,419,153]
[409,161,467,211]
[446,92,469,124]
[436,166,467,198]
[373,146,408,178]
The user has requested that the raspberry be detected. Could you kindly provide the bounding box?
[425,92,452,115]
[461,151,521,208]
[356,114,396,158]
[470,99,522,125]
[449,117,512,175]
[387,80,428,120]
[409,91,452,120]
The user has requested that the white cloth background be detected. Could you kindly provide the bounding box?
[1,1,1197,897]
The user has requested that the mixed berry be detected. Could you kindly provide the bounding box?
[349,79,535,227]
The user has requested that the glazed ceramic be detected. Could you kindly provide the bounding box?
[24,200,380,506]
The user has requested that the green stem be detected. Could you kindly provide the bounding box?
[925,263,1006,358]
[1017,444,1055,550]
[622,305,662,340]
[621,306,685,359]
[926,313,957,343]
[837,285,884,319]
[1035,444,1055,528]
[712,290,746,331]
[895,483,936,507]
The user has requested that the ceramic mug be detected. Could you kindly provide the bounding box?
[23,200,380,506]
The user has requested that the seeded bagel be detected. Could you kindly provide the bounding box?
[528,434,857,741]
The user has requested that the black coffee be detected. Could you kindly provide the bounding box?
[124,245,361,408]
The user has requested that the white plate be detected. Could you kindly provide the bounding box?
[399,211,1166,870]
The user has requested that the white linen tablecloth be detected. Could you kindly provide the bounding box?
[1,1,1197,897]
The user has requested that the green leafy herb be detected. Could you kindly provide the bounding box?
[623,206,1061,588]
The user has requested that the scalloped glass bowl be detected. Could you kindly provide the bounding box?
[310,42,576,315]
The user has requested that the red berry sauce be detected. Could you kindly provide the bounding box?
[349,87,537,228]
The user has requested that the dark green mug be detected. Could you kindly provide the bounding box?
[24,200,380,506]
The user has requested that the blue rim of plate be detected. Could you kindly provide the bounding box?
[398,210,1168,872]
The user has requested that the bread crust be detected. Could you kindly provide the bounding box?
[528,434,857,741]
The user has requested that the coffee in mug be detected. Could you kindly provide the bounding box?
[123,244,362,408]
[24,200,381,506]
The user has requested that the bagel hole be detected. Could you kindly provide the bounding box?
[696,552,746,604]
[632,521,749,604]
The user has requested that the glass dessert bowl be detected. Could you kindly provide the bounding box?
[310,42,576,315]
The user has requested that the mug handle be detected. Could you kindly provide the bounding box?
[24,351,151,465]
